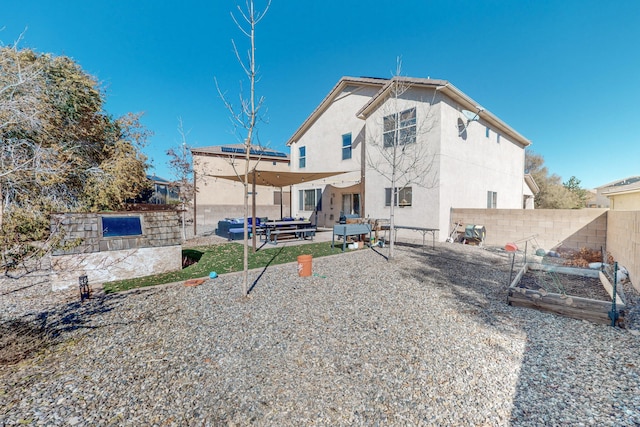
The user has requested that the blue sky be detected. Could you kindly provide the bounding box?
[4,1,639,189]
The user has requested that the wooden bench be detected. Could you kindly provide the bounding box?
[294,227,316,240]
[332,223,372,251]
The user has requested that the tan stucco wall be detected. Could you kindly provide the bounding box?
[438,99,526,234]
[609,192,640,210]
[364,88,527,236]
[194,154,289,206]
[364,88,442,232]
[451,208,608,252]
[607,210,640,292]
[191,152,291,231]
[290,85,378,226]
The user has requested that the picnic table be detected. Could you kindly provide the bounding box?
[262,220,316,244]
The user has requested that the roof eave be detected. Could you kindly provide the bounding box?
[356,78,531,148]
[524,173,540,194]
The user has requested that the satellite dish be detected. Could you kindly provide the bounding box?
[461,110,480,122]
[458,107,484,137]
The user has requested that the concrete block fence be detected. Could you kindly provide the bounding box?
[451,208,640,292]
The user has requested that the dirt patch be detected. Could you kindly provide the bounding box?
[0,318,52,365]
[518,271,611,301]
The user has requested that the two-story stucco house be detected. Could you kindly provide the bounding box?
[286,76,532,241]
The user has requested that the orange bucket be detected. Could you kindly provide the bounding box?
[297,254,312,277]
[505,242,518,252]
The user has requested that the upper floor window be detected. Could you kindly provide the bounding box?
[487,191,497,208]
[485,127,490,138]
[383,107,416,147]
[385,187,412,207]
[342,133,352,160]
[497,134,501,144]
[299,146,306,168]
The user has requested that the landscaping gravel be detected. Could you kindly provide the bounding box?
[1,243,639,426]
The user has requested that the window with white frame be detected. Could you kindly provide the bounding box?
[485,126,490,138]
[299,146,306,168]
[383,108,416,147]
[487,191,497,208]
[299,189,322,211]
[385,187,412,207]
[497,134,501,144]
[342,133,352,160]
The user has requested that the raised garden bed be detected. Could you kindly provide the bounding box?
[508,263,625,325]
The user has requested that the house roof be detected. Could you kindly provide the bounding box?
[600,179,640,196]
[147,174,172,184]
[191,144,290,161]
[595,176,640,190]
[286,75,531,148]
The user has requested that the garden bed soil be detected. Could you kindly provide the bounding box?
[518,271,612,301]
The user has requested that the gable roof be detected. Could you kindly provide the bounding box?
[356,76,531,148]
[287,75,531,148]
[286,77,387,146]
[601,179,640,196]
[595,176,640,190]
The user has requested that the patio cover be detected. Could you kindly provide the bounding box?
[211,170,353,187]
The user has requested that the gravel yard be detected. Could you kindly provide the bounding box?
[1,243,639,426]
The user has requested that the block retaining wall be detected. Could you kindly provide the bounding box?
[50,211,182,290]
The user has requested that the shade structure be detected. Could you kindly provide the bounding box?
[211,170,354,187]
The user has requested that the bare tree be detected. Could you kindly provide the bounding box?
[167,117,195,241]
[216,0,270,296]
[366,60,438,259]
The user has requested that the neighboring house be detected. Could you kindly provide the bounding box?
[286,76,532,239]
[191,145,291,230]
[136,175,181,205]
[592,176,640,208]
[600,177,640,210]
[584,189,598,208]
[523,173,539,209]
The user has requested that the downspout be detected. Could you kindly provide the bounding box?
[361,125,366,218]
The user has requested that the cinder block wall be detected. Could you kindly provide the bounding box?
[607,211,640,292]
[451,208,608,252]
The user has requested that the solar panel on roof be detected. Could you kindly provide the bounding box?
[220,146,287,158]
